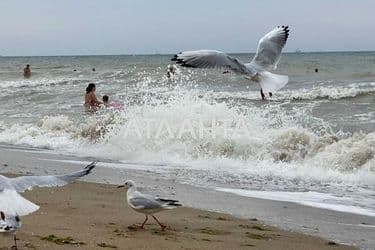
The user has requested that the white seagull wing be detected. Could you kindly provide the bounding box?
[172,50,254,75]
[7,161,96,192]
[0,189,39,216]
[250,26,290,70]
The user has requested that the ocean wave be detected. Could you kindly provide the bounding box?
[210,84,375,101]
[0,92,373,181]
[0,77,86,89]
[0,113,121,149]
[285,85,375,100]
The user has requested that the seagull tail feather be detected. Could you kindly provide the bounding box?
[258,71,288,93]
[158,198,182,208]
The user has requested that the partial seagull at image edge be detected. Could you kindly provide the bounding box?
[0,161,97,216]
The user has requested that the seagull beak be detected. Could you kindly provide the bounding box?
[117,185,125,188]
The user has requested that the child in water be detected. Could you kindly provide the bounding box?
[102,95,124,109]
[102,95,110,107]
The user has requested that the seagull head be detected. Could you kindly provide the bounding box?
[117,180,135,189]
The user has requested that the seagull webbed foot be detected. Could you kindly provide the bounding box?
[152,215,167,230]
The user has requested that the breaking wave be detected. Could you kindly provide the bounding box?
[0,90,373,186]
[210,83,375,101]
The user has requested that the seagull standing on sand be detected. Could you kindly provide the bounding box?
[172,26,290,100]
[118,180,181,230]
[0,211,21,250]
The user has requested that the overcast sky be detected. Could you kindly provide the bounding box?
[1,0,374,56]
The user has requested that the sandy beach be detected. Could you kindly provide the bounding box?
[0,180,356,250]
[0,145,374,249]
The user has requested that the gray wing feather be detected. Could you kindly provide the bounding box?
[172,50,254,75]
[9,162,96,192]
[250,26,289,70]
[129,196,162,210]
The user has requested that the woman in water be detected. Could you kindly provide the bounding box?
[84,83,102,110]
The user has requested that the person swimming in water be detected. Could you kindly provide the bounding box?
[102,95,109,107]
[23,64,31,78]
[102,94,124,110]
[84,83,102,110]
[166,64,175,78]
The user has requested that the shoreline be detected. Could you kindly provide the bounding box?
[0,144,374,249]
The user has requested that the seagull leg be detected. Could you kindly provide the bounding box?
[12,234,18,250]
[260,89,266,100]
[141,215,148,229]
[152,215,167,230]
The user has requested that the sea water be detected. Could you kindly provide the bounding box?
[0,52,374,216]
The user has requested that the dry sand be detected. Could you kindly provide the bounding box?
[0,181,356,250]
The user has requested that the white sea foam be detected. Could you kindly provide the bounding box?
[209,84,375,101]
[0,92,373,181]
[217,188,375,217]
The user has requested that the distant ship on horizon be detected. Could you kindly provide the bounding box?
[295,49,302,53]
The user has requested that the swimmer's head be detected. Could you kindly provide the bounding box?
[102,95,109,103]
[86,83,96,93]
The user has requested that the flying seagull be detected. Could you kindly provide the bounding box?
[0,162,96,249]
[118,180,181,230]
[172,26,290,100]
[0,211,21,250]
[0,161,97,216]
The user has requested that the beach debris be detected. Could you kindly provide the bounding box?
[198,214,228,221]
[250,225,269,231]
[245,232,270,240]
[198,227,230,236]
[40,234,85,245]
[97,242,118,248]
[239,224,270,231]
[241,243,256,247]
[201,238,212,242]
[117,180,181,230]
[113,228,130,237]
[24,242,36,249]
[127,224,139,231]
[327,241,338,245]
[216,216,227,221]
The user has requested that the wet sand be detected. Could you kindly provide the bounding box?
[0,181,356,250]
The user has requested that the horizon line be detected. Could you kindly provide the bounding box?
[1,49,374,57]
